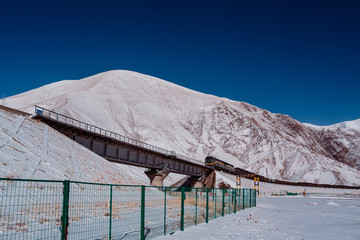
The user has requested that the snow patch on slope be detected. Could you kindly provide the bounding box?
[0,108,147,184]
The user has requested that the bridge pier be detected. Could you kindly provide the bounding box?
[145,169,170,187]
[192,171,216,188]
[192,178,205,188]
[171,171,216,188]
[203,171,216,188]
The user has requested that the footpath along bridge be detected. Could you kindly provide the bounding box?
[33,106,215,187]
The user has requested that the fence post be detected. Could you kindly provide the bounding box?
[228,189,231,214]
[206,188,209,223]
[249,189,252,208]
[239,189,242,210]
[141,185,145,240]
[180,187,185,231]
[237,189,240,211]
[214,189,217,218]
[195,188,198,225]
[61,180,70,240]
[242,189,245,210]
[164,187,167,235]
[109,185,113,239]
[234,189,236,214]
[222,188,225,217]
[254,189,256,207]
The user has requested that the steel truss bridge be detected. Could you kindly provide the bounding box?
[33,106,214,187]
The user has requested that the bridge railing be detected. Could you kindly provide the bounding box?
[34,106,203,166]
[0,178,257,240]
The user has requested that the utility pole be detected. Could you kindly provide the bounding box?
[236,175,241,191]
[254,177,260,197]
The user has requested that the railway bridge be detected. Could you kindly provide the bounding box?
[33,106,215,187]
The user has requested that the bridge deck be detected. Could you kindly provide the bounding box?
[33,106,212,177]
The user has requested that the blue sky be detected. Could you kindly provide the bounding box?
[1,0,359,125]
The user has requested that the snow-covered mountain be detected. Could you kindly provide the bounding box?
[3,70,360,185]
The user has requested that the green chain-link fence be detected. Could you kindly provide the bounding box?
[0,178,256,239]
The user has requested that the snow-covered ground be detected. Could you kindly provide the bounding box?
[155,196,360,240]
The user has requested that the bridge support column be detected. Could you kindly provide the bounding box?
[193,179,205,188]
[203,171,216,188]
[174,171,215,188]
[145,169,170,187]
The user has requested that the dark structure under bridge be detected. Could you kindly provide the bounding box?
[33,106,214,187]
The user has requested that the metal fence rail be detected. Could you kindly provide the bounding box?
[34,106,202,166]
[0,178,256,240]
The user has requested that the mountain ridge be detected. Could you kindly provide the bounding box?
[305,119,360,131]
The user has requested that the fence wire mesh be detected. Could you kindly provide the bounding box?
[0,179,64,240]
[0,178,256,240]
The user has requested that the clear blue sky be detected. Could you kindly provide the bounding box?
[1,0,359,125]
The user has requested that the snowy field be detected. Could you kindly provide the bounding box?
[155,196,360,240]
